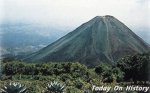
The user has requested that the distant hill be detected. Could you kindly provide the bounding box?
[0,23,68,57]
[24,15,150,66]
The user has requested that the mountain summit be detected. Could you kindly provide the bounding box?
[24,15,150,66]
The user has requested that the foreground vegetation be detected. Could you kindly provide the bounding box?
[0,53,149,93]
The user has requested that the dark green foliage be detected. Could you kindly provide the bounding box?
[2,62,89,77]
[117,53,150,81]
[60,74,72,82]
[112,67,124,82]
[0,82,27,93]
[75,79,83,89]
[3,61,26,75]
[95,64,124,82]
[95,64,111,74]
[1,54,149,93]
[1,61,97,93]
[2,57,16,63]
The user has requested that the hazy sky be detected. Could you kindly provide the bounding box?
[0,0,149,29]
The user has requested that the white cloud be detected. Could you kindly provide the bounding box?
[0,0,149,30]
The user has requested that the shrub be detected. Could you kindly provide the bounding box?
[45,81,65,93]
[117,53,150,81]
[95,64,124,83]
[0,82,27,93]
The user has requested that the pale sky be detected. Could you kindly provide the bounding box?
[0,0,149,31]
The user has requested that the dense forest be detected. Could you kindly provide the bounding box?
[0,53,149,93]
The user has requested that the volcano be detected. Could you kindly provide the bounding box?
[24,15,150,66]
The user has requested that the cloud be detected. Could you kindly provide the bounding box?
[0,0,149,34]
[0,0,149,44]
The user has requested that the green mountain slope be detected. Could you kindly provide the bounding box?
[24,15,150,66]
